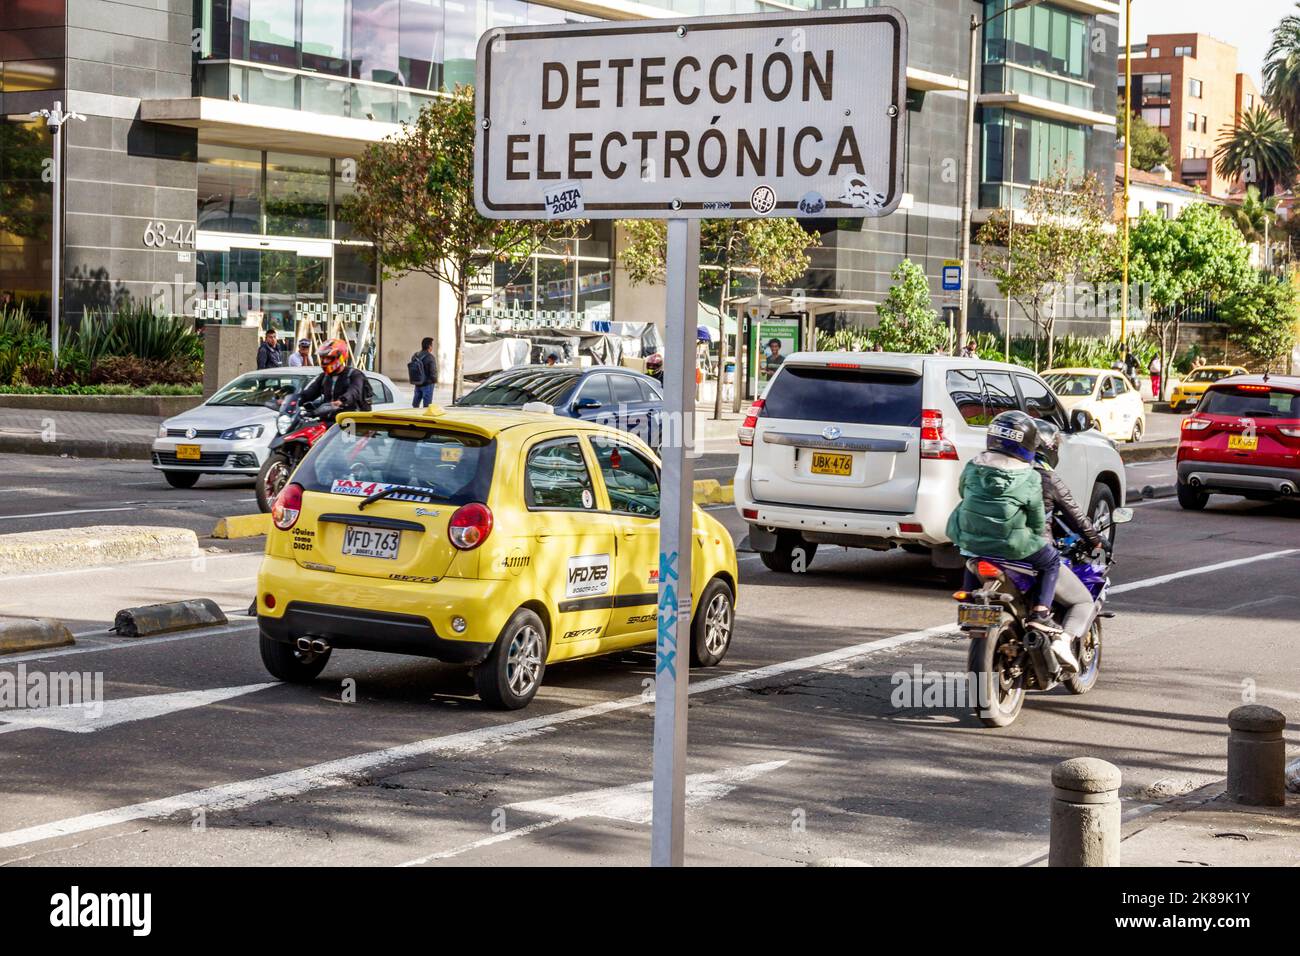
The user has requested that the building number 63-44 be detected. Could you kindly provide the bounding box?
[143,221,195,249]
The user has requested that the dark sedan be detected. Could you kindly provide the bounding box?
[456,366,664,448]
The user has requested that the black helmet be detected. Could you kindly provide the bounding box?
[1035,419,1062,468]
[986,409,1039,462]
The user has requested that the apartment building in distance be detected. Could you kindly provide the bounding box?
[1121,32,1260,199]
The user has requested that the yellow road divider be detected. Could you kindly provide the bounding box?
[212,514,271,539]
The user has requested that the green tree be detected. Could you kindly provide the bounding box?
[1227,185,1281,266]
[1126,202,1254,399]
[1265,5,1300,141]
[976,168,1115,370]
[1118,95,1172,171]
[617,217,820,419]
[1214,107,1296,197]
[1221,272,1300,371]
[342,89,580,397]
[872,259,947,353]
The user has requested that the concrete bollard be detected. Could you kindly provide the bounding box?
[1227,705,1287,807]
[1050,757,1121,867]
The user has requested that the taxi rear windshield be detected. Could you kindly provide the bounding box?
[1200,386,1300,418]
[294,423,496,506]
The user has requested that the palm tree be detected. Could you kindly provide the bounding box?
[1214,107,1296,197]
[1265,6,1300,137]
[1228,185,1281,264]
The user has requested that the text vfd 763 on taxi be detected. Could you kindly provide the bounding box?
[256,405,738,709]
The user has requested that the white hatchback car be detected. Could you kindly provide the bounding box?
[733,352,1127,575]
[152,368,401,488]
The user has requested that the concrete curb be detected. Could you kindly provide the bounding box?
[1119,439,1178,464]
[213,514,271,539]
[112,599,228,637]
[0,393,201,417]
[0,525,200,575]
[0,434,149,460]
[0,617,75,655]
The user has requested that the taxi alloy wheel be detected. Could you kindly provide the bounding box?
[475,609,548,710]
[690,579,734,668]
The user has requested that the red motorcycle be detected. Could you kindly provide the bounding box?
[256,392,330,512]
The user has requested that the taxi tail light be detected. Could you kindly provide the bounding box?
[738,399,764,446]
[920,409,958,460]
[449,502,493,550]
[271,482,303,531]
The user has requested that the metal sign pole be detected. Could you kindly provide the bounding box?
[651,217,699,867]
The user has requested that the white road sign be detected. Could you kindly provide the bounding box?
[474,8,907,220]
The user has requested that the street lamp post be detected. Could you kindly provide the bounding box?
[29,100,86,370]
[958,0,1043,352]
[1121,0,1133,343]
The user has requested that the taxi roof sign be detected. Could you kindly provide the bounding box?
[474,8,908,221]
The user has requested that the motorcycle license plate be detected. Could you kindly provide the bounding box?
[958,604,1001,630]
[175,444,201,460]
[342,526,400,560]
[810,452,853,476]
[1228,434,1258,451]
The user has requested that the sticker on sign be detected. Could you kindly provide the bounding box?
[474,8,907,220]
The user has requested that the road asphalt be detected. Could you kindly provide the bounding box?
[0,451,1295,867]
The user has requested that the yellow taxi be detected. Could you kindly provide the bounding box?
[1042,367,1146,442]
[1168,365,1249,412]
[255,405,738,709]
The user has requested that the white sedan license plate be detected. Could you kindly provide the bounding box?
[342,526,400,560]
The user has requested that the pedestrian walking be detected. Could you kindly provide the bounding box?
[1148,354,1162,402]
[408,336,438,408]
[287,338,312,367]
[257,329,282,369]
[1123,348,1139,387]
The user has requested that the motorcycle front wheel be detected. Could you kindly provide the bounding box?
[256,450,294,513]
[1065,619,1102,695]
[968,627,1025,728]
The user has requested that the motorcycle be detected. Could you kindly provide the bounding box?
[255,391,330,513]
[954,507,1133,728]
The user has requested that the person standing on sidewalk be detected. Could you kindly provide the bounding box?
[257,329,282,369]
[409,337,438,408]
[287,338,312,367]
[1148,354,1162,402]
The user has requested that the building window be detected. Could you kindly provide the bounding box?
[982,1,1089,84]
[265,153,331,238]
[197,145,263,234]
[1174,45,1193,57]
[1189,78,1202,98]
[1149,47,1161,57]
[1201,115,1208,133]
[1245,93,1255,109]
[1141,107,1171,127]
[1157,202,1172,218]
[1187,111,1198,131]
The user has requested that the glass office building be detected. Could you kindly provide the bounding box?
[0,0,1118,364]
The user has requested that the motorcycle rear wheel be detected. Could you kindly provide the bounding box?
[1064,619,1102,695]
[256,451,293,513]
[968,627,1025,728]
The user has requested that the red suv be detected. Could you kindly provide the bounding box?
[1176,374,1300,510]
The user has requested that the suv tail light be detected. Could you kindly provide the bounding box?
[738,399,764,446]
[449,502,494,550]
[1182,417,1211,431]
[920,408,958,460]
[1279,426,1300,438]
[272,482,303,530]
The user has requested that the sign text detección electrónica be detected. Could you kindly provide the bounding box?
[474,8,907,220]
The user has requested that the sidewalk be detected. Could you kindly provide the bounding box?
[1118,786,1300,866]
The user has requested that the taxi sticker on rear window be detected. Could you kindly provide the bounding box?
[330,478,436,501]
[566,554,610,598]
[440,446,463,463]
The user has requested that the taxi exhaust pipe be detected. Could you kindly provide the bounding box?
[295,638,331,654]
[310,639,329,654]
[296,638,311,652]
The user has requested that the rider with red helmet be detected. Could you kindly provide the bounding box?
[298,338,370,420]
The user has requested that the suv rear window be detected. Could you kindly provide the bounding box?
[294,423,497,506]
[762,365,922,427]
[1200,386,1300,418]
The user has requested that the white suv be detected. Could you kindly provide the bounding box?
[733,352,1126,574]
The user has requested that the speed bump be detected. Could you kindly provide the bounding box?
[111,599,228,638]
[212,513,271,538]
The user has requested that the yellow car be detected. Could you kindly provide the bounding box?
[255,405,738,709]
[1168,365,1249,411]
[1043,368,1146,443]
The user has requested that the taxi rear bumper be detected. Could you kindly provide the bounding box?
[259,601,494,664]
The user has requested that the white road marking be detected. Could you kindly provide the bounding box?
[0,506,139,522]
[0,683,275,735]
[0,621,257,665]
[1109,549,1298,594]
[399,759,789,865]
[0,546,1294,853]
